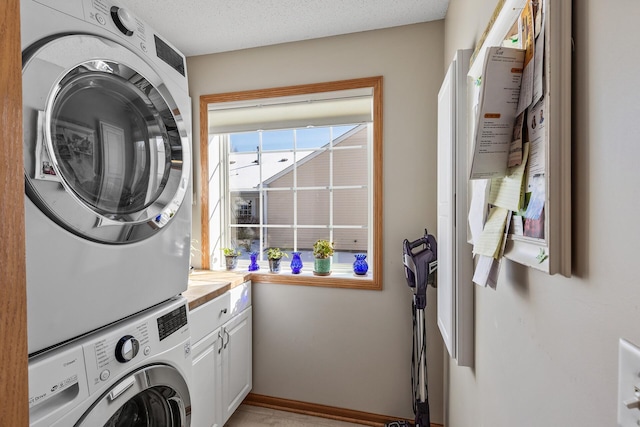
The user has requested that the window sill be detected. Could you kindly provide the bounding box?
[248,269,381,290]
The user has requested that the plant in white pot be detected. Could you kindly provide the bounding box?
[222,247,241,270]
[313,239,334,276]
[266,247,288,273]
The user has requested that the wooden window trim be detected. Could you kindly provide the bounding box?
[200,76,383,290]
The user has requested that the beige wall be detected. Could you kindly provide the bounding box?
[444,0,640,426]
[188,23,445,421]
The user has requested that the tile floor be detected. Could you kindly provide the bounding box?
[224,404,367,426]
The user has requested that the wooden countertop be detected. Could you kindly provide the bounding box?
[183,269,251,310]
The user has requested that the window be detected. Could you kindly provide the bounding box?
[200,77,383,289]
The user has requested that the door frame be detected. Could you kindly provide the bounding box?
[0,0,29,424]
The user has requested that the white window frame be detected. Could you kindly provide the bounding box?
[221,124,373,273]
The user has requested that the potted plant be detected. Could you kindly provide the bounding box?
[313,239,334,276]
[222,247,241,270]
[266,247,288,273]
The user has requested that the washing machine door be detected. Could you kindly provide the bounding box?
[76,365,191,426]
[22,34,190,244]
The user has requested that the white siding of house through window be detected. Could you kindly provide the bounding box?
[264,125,369,252]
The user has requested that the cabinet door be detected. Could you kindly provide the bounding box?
[437,49,474,367]
[221,307,252,424]
[191,328,223,427]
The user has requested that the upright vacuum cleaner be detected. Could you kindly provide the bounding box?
[387,230,437,427]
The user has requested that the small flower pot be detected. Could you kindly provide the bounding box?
[268,258,282,273]
[225,256,238,270]
[313,258,331,276]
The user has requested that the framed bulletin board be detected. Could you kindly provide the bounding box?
[466,0,571,277]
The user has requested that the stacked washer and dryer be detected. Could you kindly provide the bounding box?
[22,0,194,425]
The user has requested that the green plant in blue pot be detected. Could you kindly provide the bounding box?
[313,239,334,276]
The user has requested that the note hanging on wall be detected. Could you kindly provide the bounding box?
[473,206,510,258]
[515,0,535,115]
[469,46,525,180]
[488,142,530,212]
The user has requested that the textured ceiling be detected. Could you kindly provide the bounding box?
[125,0,449,57]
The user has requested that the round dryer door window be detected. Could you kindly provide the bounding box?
[22,34,190,244]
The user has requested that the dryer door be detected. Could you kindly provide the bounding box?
[22,34,190,244]
[76,365,191,426]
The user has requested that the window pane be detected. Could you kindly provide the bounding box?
[333,125,358,140]
[333,228,368,254]
[230,226,258,257]
[297,189,329,225]
[333,148,368,187]
[263,129,294,150]
[333,188,367,226]
[296,127,331,149]
[230,132,259,153]
[230,191,258,225]
[229,151,260,190]
[264,190,293,225]
[265,228,293,253]
[262,155,294,189]
[296,148,329,187]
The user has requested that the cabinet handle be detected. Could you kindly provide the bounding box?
[217,330,224,354]
[223,330,230,349]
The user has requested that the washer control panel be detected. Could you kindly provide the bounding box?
[157,304,188,341]
[81,297,190,395]
[27,297,190,425]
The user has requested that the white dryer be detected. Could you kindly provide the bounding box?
[28,296,192,426]
[21,0,193,355]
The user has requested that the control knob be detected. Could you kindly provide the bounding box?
[115,335,140,363]
[110,6,135,36]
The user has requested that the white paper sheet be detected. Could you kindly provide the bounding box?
[473,255,499,287]
[531,17,546,106]
[468,179,490,245]
[516,0,535,116]
[469,47,525,180]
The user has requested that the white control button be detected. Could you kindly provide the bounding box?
[100,370,110,381]
[96,13,106,25]
[143,346,151,356]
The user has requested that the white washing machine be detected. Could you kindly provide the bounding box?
[28,296,192,426]
[21,0,193,355]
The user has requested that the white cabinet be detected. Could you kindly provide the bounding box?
[190,281,252,427]
[221,307,252,422]
[192,325,223,427]
[437,49,474,367]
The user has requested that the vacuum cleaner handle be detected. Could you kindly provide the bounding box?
[406,236,428,250]
[404,229,437,258]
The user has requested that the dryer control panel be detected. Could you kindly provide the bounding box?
[30,0,188,89]
[82,0,187,81]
